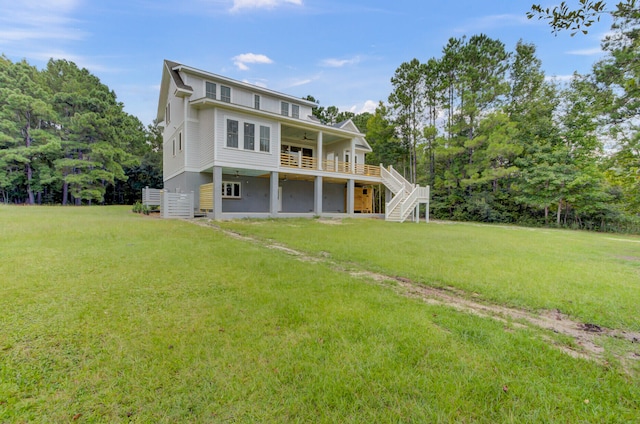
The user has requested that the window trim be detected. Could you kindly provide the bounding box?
[292,104,300,119]
[281,101,289,116]
[205,81,216,99]
[178,132,183,152]
[244,122,255,151]
[227,119,239,148]
[224,115,272,154]
[221,181,241,199]
[254,94,260,110]
[259,125,270,153]
[221,85,231,103]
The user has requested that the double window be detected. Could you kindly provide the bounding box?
[222,181,241,198]
[206,82,216,99]
[227,118,271,152]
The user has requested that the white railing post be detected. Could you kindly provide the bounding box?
[297,151,302,168]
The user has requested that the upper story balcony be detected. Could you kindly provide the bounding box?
[280,152,381,177]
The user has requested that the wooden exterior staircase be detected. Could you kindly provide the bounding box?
[380,165,430,223]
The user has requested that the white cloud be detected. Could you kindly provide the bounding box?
[347,100,377,115]
[566,47,603,56]
[230,0,302,12]
[288,78,312,88]
[232,53,273,70]
[321,56,361,68]
[0,0,86,44]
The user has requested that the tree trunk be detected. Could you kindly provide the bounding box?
[544,205,549,225]
[62,179,68,205]
[556,199,562,226]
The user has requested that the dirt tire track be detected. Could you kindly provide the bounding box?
[191,218,640,369]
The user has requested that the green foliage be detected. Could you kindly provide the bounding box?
[0,57,158,205]
[366,25,638,231]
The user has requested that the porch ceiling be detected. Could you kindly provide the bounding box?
[281,126,346,145]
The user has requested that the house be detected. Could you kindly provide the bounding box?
[156,60,429,222]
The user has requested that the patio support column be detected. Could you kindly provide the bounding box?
[347,178,355,215]
[350,138,356,174]
[316,132,323,170]
[270,171,279,217]
[212,166,222,219]
[314,176,323,216]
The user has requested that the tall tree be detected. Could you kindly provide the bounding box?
[389,58,427,182]
[0,57,58,204]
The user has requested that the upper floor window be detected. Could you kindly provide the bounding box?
[259,126,270,152]
[166,102,171,124]
[292,104,300,119]
[172,138,176,156]
[244,123,255,150]
[221,85,231,103]
[281,101,289,116]
[254,94,260,110]
[227,119,238,148]
[178,132,183,151]
[206,82,216,99]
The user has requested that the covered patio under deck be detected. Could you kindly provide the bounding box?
[198,166,384,220]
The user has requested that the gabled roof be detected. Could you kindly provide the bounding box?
[165,60,193,93]
[156,60,194,123]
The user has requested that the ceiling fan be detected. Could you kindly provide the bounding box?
[302,132,313,141]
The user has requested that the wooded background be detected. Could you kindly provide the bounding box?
[0,3,637,231]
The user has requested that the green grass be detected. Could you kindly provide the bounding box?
[1,206,638,422]
[219,218,640,331]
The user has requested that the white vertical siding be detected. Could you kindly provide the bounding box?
[186,120,200,169]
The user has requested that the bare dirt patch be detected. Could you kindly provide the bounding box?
[190,218,640,368]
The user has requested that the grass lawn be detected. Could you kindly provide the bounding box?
[219,218,640,332]
[1,206,639,422]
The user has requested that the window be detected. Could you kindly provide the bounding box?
[222,181,241,198]
[281,101,289,116]
[281,143,312,157]
[172,138,176,156]
[244,123,255,150]
[206,82,216,99]
[259,126,270,152]
[178,132,182,151]
[254,94,260,110]
[221,85,231,103]
[166,102,171,124]
[292,104,300,119]
[227,119,238,148]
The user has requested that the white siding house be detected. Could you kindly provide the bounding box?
[156,60,428,222]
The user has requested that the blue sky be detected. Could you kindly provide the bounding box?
[0,0,612,126]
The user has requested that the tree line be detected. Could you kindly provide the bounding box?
[0,57,161,205]
[0,4,636,232]
[354,3,637,231]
